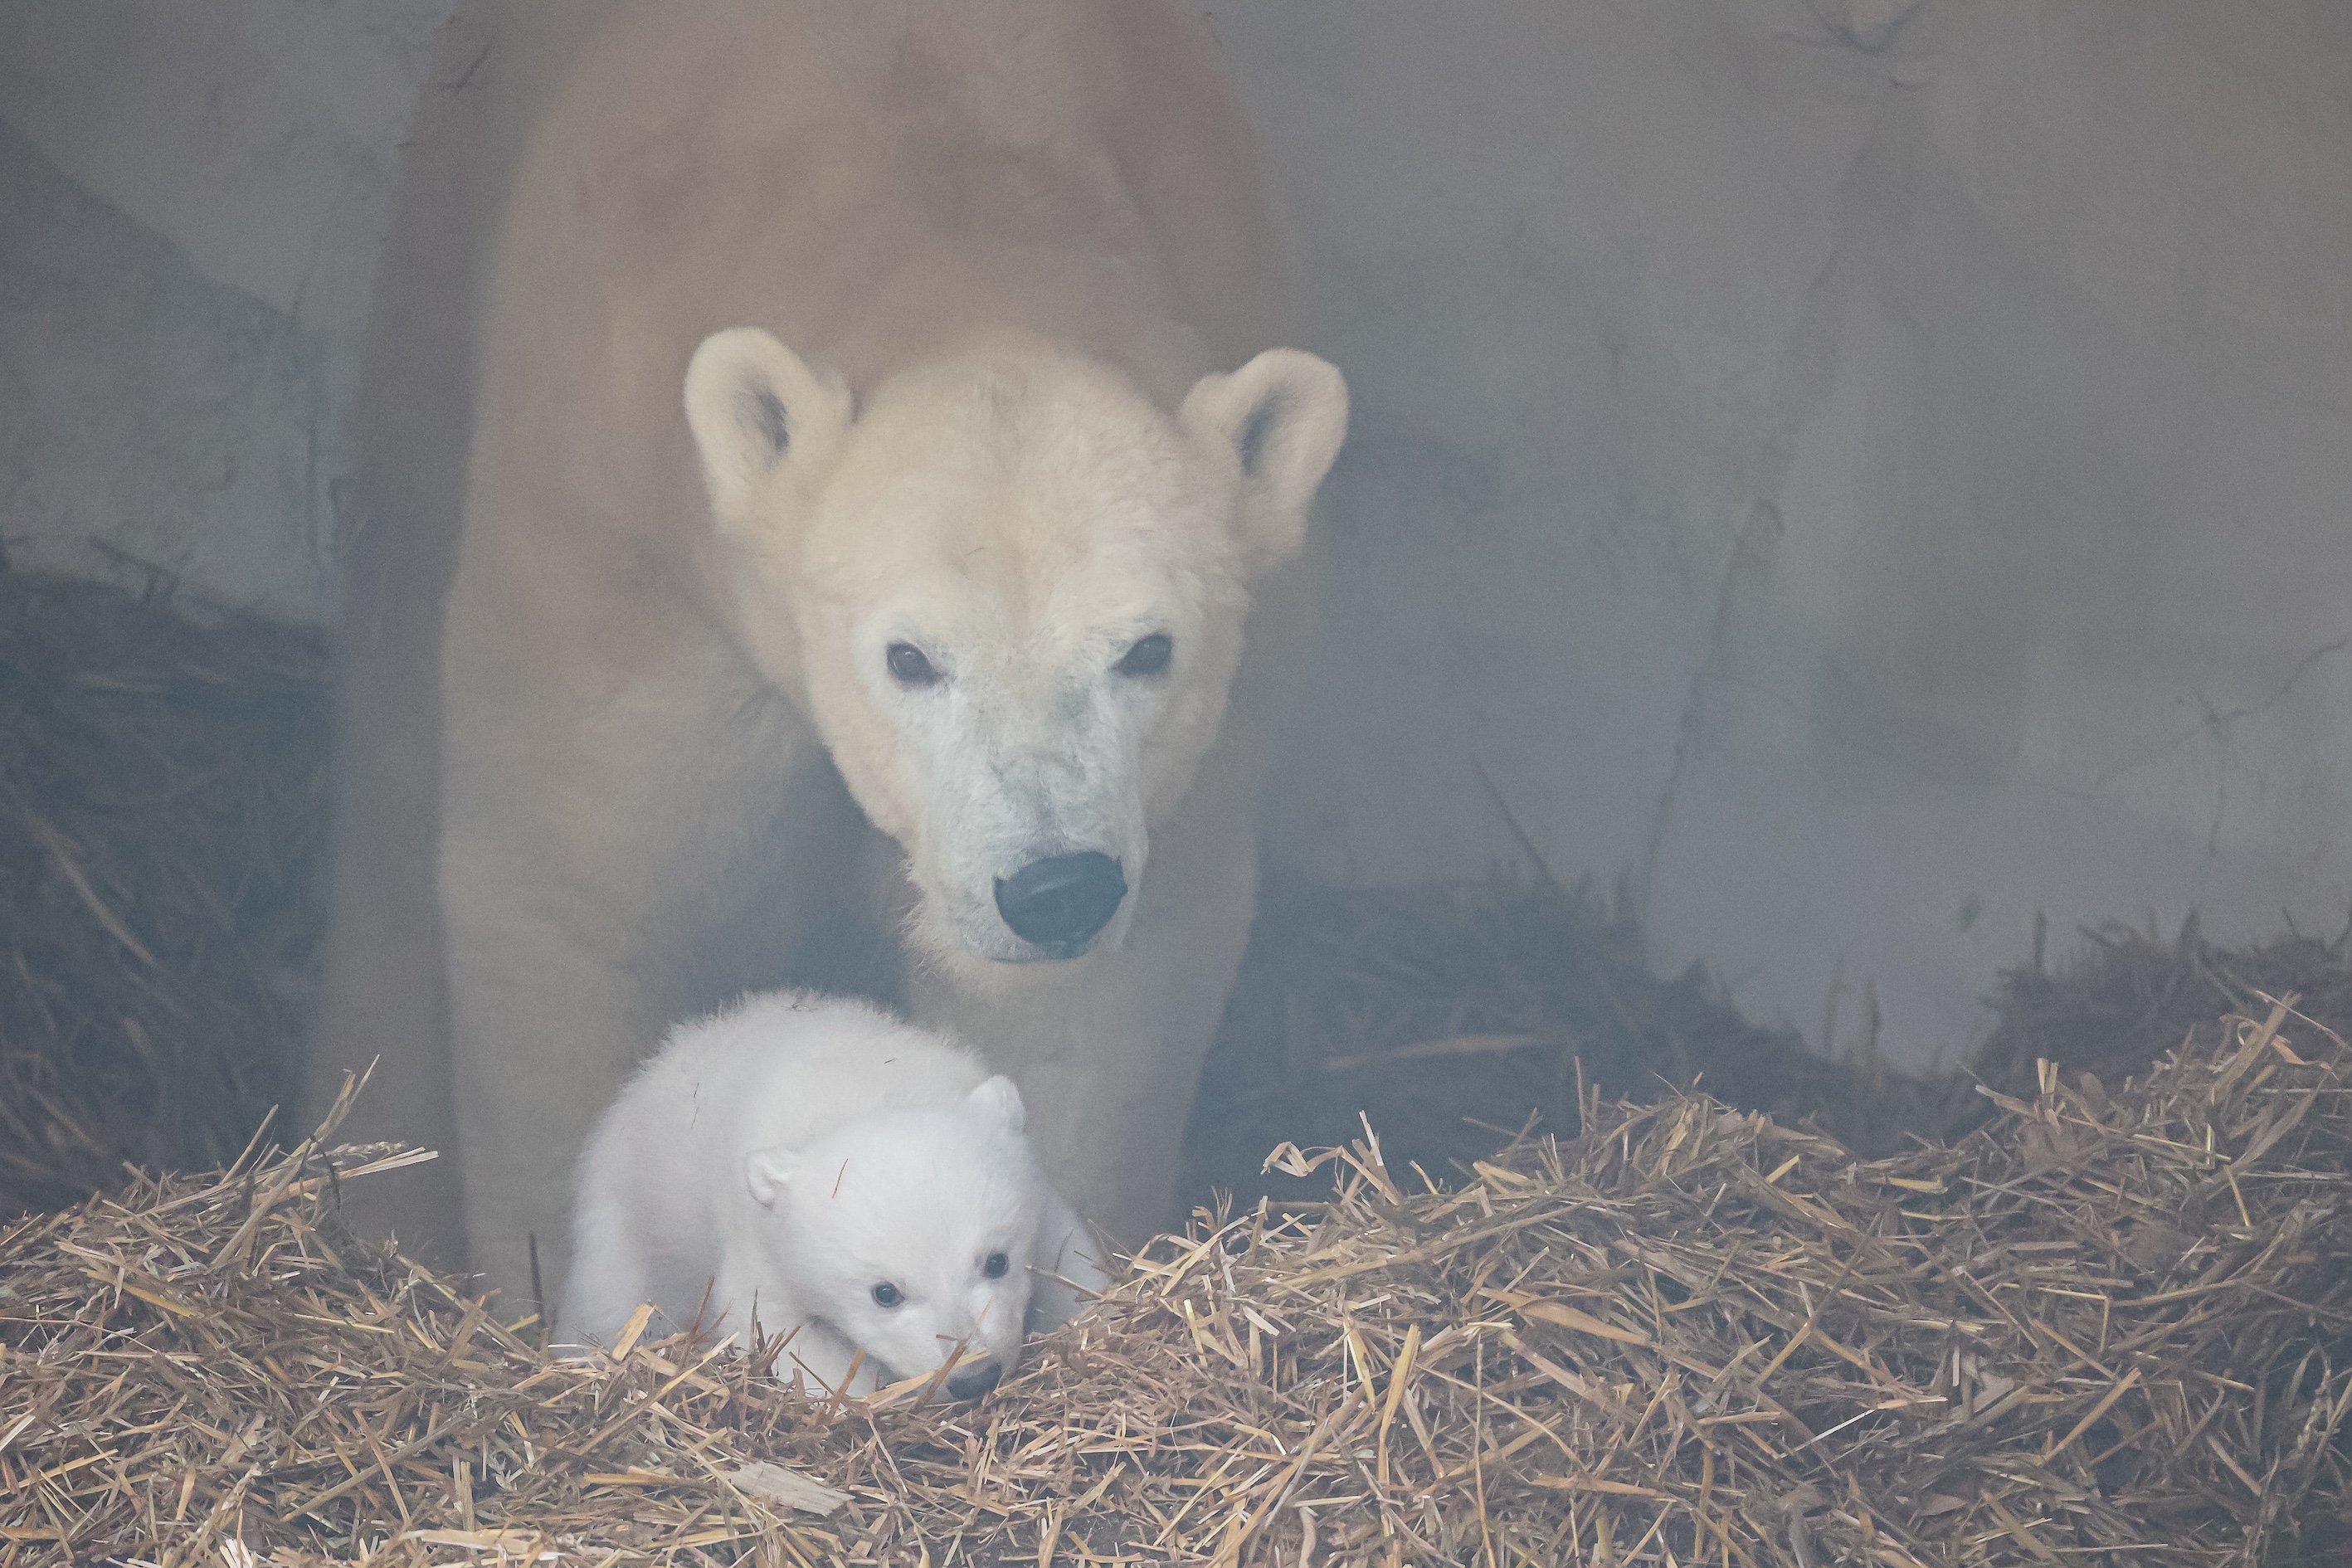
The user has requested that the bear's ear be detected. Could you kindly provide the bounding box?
[684,327,854,523]
[1180,348,1349,574]
[967,1075,1027,1135]
[744,1147,799,1210]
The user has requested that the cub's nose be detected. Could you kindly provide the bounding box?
[993,852,1126,955]
[946,1360,1004,1401]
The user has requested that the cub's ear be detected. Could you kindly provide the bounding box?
[967,1075,1027,1135]
[1180,348,1349,574]
[744,1147,799,1210]
[684,327,854,523]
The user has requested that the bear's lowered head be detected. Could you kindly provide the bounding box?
[684,329,1347,968]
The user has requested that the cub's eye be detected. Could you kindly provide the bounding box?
[1113,633,1172,679]
[870,1282,903,1308]
[886,642,942,687]
[982,1251,1010,1280]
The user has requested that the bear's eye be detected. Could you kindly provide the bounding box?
[870,1281,903,1308]
[982,1251,1010,1280]
[1113,633,1172,679]
[886,642,942,688]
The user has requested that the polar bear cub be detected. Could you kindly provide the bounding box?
[560,992,1104,1397]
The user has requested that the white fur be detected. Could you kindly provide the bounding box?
[684,334,1346,967]
[560,992,1106,1395]
[309,0,1351,1309]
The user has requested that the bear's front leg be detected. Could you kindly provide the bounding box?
[556,1152,655,1346]
[1029,1184,1111,1332]
[441,847,678,1320]
[436,624,853,1314]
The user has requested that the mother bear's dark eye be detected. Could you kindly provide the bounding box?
[871,1281,903,1307]
[1113,633,1172,678]
[982,1251,1010,1279]
[886,642,942,687]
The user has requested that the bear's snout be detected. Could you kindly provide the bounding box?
[992,852,1126,957]
[947,1359,1005,1401]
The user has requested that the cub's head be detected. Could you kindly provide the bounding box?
[743,1076,1046,1398]
[685,329,1346,965]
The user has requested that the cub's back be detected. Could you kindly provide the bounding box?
[599,994,991,1195]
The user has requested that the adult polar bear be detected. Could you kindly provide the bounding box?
[310,0,1346,1308]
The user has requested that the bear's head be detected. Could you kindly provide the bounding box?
[685,329,1346,965]
[743,1075,1049,1397]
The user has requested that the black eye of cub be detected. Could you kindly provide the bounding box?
[886,642,941,687]
[982,1251,1010,1280]
[1114,633,1172,678]
[870,1281,903,1308]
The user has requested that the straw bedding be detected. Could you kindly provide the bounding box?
[1184,876,1978,1212]
[5,996,2345,1564]
[6,573,2350,1562]
[0,571,330,1216]
[1185,883,2352,1216]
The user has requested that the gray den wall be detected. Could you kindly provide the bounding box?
[4,0,2348,1064]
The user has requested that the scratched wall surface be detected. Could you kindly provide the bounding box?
[1217,0,2352,1060]
[0,0,451,620]
[4,1,2350,1062]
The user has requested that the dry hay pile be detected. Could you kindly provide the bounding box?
[1191,876,1971,1210]
[1186,880,2352,1213]
[0,571,332,1215]
[1977,913,2352,1108]
[6,1005,2347,1566]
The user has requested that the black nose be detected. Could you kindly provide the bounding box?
[993,852,1126,954]
[946,1361,1003,1401]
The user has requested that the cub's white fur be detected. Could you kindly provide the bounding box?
[561,993,1104,1395]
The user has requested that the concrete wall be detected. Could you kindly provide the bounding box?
[1215,0,2352,1060]
[0,0,450,619]
[5,1,2348,1063]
